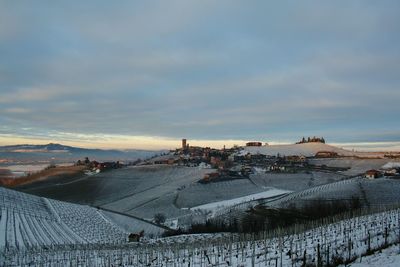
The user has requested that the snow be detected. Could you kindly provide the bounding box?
[345,245,400,267]
[0,209,6,248]
[309,158,393,176]
[191,188,290,211]
[2,207,400,266]
[3,161,400,266]
[100,209,165,237]
[0,186,162,252]
[165,219,179,229]
[198,162,212,169]
[382,162,400,169]
[260,177,400,209]
[242,142,384,158]
[249,171,347,192]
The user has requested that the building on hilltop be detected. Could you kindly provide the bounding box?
[246,141,262,147]
[182,139,188,150]
[297,136,326,144]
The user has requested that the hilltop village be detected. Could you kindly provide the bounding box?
[75,157,123,175]
[145,138,400,183]
[69,137,400,183]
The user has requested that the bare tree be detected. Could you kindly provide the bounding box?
[154,213,166,224]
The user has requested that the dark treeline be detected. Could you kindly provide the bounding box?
[164,197,362,236]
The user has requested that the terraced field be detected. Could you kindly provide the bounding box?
[309,158,399,176]
[3,207,400,266]
[16,165,212,217]
[262,177,400,209]
[14,163,400,230]
[249,171,347,191]
[176,179,266,208]
[0,187,165,254]
[0,187,122,252]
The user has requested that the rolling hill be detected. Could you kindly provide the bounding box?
[242,142,384,158]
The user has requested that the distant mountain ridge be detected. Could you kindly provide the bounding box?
[0,143,164,163]
[0,143,118,152]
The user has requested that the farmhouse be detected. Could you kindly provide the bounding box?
[246,141,262,147]
[365,169,382,179]
[202,172,220,182]
[285,155,306,163]
[383,168,400,177]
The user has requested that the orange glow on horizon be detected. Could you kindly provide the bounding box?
[1,134,399,151]
[0,134,250,150]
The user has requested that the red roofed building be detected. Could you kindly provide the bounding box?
[246,142,262,147]
[365,169,382,179]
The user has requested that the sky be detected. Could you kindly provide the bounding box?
[0,1,400,150]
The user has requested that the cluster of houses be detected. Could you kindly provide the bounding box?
[234,153,308,173]
[151,139,331,183]
[364,163,400,179]
[149,139,400,183]
[75,157,123,174]
[384,152,400,159]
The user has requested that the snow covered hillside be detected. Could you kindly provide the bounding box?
[243,142,383,158]
[192,188,289,212]
[261,177,400,209]
[343,244,400,267]
[3,207,399,266]
[0,187,164,254]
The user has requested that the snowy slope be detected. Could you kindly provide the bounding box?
[344,244,400,267]
[242,142,381,157]
[0,187,165,253]
[382,162,400,169]
[192,188,290,211]
[3,208,400,266]
[261,177,400,209]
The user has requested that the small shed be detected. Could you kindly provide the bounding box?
[128,230,144,242]
[365,169,382,179]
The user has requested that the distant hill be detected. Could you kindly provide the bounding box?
[0,143,164,164]
[242,142,384,158]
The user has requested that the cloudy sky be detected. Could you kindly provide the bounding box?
[1,1,399,150]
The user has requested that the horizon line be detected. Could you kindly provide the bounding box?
[1,135,400,152]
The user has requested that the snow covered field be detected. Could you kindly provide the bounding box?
[243,142,389,159]
[16,166,295,227]
[2,206,399,266]
[341,244,400,267]
[15,162,400,231]
[309,158,399,176]
[176,179,268,208]
[261,177,400,209]
[17,165,212,214]
[249,171,347,192]
[344,244,400,267]
[5,159,400,266]
[192,188,290,212]
[0,187,164,256]
[243,142,355,157]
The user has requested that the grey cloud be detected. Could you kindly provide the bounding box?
[0,1,399,145]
